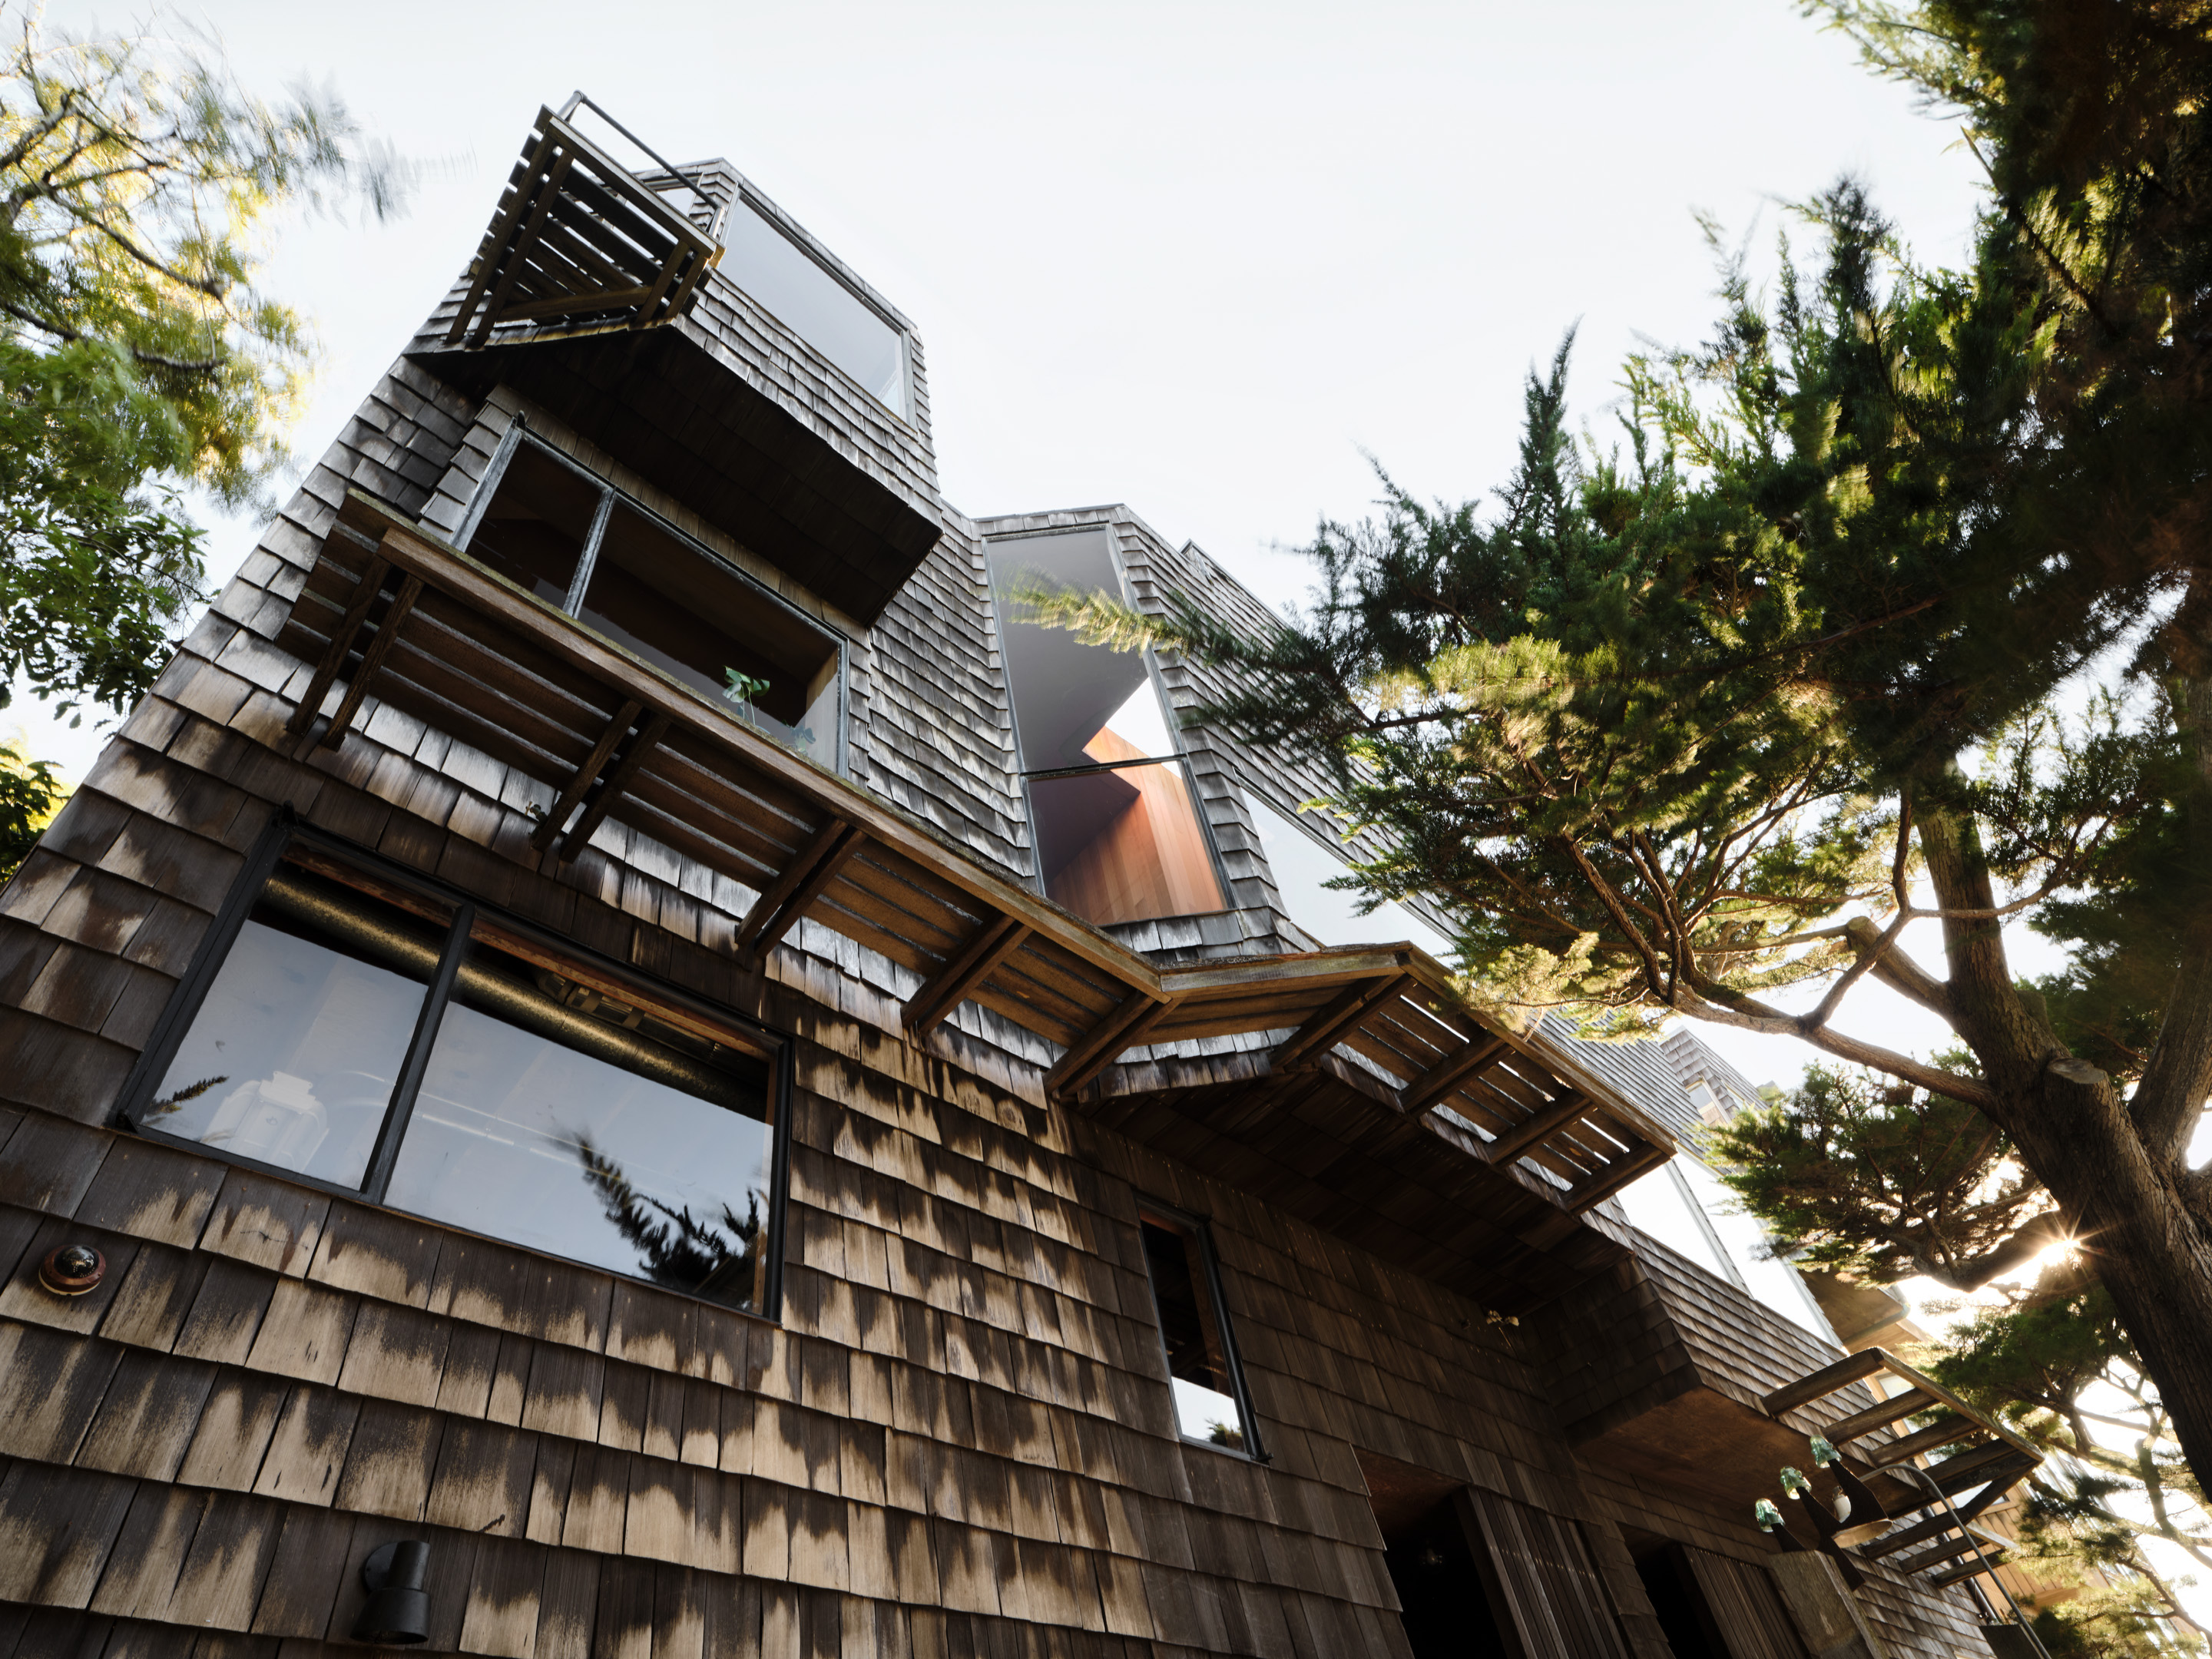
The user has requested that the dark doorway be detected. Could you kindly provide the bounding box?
[1359,1449,1515,1659]
[1384,1498,1515,1659]
[1629,1538,1725,1659]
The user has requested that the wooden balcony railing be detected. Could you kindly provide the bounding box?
[1765,1348,2044,1586]
[446,103,721,349]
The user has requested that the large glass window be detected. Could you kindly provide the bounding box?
[465,432,845,770]
[134,836,784,1316]
[985,530,1226,927]
[1136,1202,1261,1457]
[1243,791,1456,961]
[723,196,908,418]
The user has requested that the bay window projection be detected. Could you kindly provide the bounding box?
[134,838,785,1316]
[722,194,909,416]
[467,433,845,770]
[986,530,1225,927]
[1137,1205,1261,1455]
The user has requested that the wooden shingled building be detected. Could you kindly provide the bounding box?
[0,95,2043,1659]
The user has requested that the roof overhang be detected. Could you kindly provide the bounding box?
[273,495,1674,1309]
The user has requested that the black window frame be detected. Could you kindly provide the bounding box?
[981,525,1237,919]
[1133,1194,1267,1462]
[111,814,797,1323]
[456,420,851,777]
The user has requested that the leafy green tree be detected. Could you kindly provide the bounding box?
[1020,0,2212,1485]
[0,5,399,877]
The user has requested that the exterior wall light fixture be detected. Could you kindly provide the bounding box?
[353,1541,432,1644]
[38,1243,104,1296]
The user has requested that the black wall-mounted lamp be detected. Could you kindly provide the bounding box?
[353,1541,432,1645]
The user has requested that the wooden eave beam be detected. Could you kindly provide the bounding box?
[1273,973,1416,1071]
[1483,1088,1599,1169]
[1562,1141,1672,1214]
[531,697,644,852]
[737,817,866,966]
[1823,1388,1939,1445]
[1863,1417,1988,1469]
[555,711,668,862]
[284,545,392,740]
[1917,1439,2024,1495]
[1762,1349,1891,1416]
[1046,989,1173,1101]
[304,573,423,754]
[904,914,1030,1037]
[1893,1533,1989,1577]
[1930,1555,2011,1588]
[477,150,576,346]
[1400,1035,1509,1115]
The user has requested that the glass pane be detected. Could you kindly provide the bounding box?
[1245,793,1456,962]
[144,861,452,1187]
[1677,1157,1837,1341]
[386,931,775,1312]
[578,504,841,767]
[466,443,603,606]
[1614,1158,1733,1281]
[987,531,1166,773]
[724,197,906,416]
[1031,763,1224,926]
[1140,1214,1248,1450]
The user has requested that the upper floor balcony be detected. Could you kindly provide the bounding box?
[405,96,941,627]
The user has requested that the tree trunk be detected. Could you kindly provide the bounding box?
[2008,1068,2212,1489]
[1913,788,2212,1484]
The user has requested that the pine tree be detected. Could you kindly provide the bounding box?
[1021,0,2212,1493]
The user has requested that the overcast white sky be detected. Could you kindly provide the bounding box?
[28,0,2019,1090]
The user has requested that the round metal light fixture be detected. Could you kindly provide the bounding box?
[38,1243,104,1296]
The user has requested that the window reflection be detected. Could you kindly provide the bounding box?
[467,442,601,606]
[135,843,783,1317]
[1138,1210,1253,1452]
[386,931,773,1312]
[146,863,451,1188]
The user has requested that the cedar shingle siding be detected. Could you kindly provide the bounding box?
[0,110,2006,1659]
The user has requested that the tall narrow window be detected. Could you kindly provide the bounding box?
[464,432,846,771]
[986,530,1225,926]
[1136,1202,1261,1456]
[134,834,787,1316]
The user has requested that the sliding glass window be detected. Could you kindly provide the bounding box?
[131,833,788,1316]
[985,529,1226,927]
[464,430,846,772]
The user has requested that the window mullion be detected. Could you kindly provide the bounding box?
[562,487,615,616]
[361,902,476,1204]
